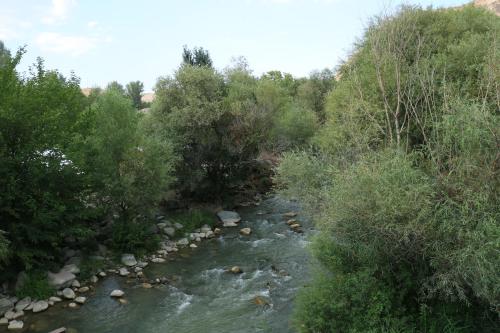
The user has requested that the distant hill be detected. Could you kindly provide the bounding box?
[474,0,500,15]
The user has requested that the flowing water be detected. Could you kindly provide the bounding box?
[13,196,314,333]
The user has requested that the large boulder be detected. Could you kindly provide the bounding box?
[7,320,23,330]
[47,270,76,290]
[14,297,31,311]
[163,227,176,238]
[217,211,241,227]
[177,238,189,247]
[121,254,137,267]
[32,300,49,313]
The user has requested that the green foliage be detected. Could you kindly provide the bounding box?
[182,45,213,67]
[272,104,318,150]
[110,218,160,255]
[126,80,144,109]
[277,5,500,332]
[0,54,92,272]
[73,90,176,219]
[15,271,54,299]
[105,81,126,95]
[0,230,9,268]
[170,209,216,235]
[78,256,106,280]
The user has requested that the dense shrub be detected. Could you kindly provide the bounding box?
[277,5,500,332]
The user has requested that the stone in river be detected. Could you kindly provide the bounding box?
[74,296,86,304]
[32,300,49,313]
[121,254,137,267]
[7,320,23,330]
[283,211,298,218]
[14,297,31,311]
[217,211,241,227]
[110,289,125,297]
[62,288,76,299]
[228,266,243,274]
[239,228,252,236]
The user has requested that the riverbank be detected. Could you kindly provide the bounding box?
[0,196,312,332]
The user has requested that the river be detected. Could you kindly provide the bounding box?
[11,196,314,333]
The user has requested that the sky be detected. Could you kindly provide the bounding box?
[1,0,469,92]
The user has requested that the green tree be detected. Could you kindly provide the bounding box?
[105,80,125,95]
[0,54,91,273]
[182,45,213,67]
[126,80,144,109]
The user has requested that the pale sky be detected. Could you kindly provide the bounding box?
[1,0,468,91]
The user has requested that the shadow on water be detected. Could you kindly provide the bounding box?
[9,196,314,333]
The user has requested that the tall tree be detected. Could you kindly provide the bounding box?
[182,45,213,67]
[126,81,144,109]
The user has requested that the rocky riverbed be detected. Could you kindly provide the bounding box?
[0,196,314,333]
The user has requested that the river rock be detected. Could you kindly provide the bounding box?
[142,283,152,289]
[47,270,76,289]
[71,280,80,288]
[7,320,23,330]
[14,297,31,311]
[163,227,176,237]
[200,224,212,233]
[121,254,137,267]
[0,317,8,325]
[90,275,98,283]
[49,296,62,303]
[254,296,269,306]
[239,228,252,236]
[151,257,166,263]
[214,228,222,235]
[177,238,189,246]
[32,300,49,313]
[0,297,13,316]
[48,328,67,333]
[174,222,184,230]
[229,266,243,274]
[68,302,77,309]
[62,288,76,299]
[98,271,107,277]
[189,243,197,248]
[119,267,130,276]
[75,296,86,304]
[283,211,298,218]
[205,230,215,238]
[217,211,241,227]
[78,287,90,293]
[137,261,148,268]
[110,289,124,297]
[4,309,23,320]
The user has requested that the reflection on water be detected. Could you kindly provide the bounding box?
[15,196,314,333]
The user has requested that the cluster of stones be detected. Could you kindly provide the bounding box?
[0,210,244,330]
[0,263,91,330]
[283,212,303,233]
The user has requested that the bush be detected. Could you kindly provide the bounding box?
[277,5,500,332]
[15,271,54,300]
[110,218,160,255]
